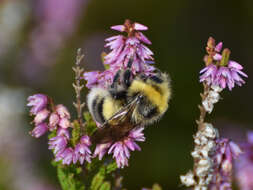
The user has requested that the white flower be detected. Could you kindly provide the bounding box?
[180,171,196,187]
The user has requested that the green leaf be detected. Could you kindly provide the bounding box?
[83,111,97,136]
[72,120,81,146]
[86,158,101,172]
[76,167,83,174]
[57,164,85,190]
[90,172,105,190]
[106,161,117,174]
[48,129,57,139]
[99,182,111,190]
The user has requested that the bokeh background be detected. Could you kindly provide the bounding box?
[0,0,252,189]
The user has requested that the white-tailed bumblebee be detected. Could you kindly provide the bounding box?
[87,61,171,144]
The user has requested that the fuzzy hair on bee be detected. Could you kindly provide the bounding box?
[87,62,172,144]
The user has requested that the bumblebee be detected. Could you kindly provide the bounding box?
[87,62,171,144]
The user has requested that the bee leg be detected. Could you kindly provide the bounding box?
[123,69,132,87]
[111,70,121,89]
[127,57,134,68]
[122,59,134,88]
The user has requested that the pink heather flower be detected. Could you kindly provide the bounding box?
[58,118,71,128]
[228,61,248,86]
[48,104,71,130]
[27,94,48,115]
[235,132,253,190]
[83,71,100,88]
[34,109,50,125]
[55,104,70,119]
[213,61,248,90]
[215,42,223,52]
[209,138,242,190]
[200,38,247,90]
[83,70,115,89]
[93,143,112,160]
[200,64,218,86]
[48,128,69,154]
[94,127,145,168]
[21,0,86,81]
[104,20,153,71]
[83,20,154,89]
[30,123,48,138]
[74,136,92,164]
[214,66,233,90]
[111,22,148,32]
[49,135,68,154]
[55,147,74,165]
[57,127,70,139]
[49,112,59,131]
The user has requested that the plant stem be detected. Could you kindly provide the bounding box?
[114,169,123,190]
[73,48,85,129]
[196,82,210,130]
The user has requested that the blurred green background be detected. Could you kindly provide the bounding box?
[0,0,252,189]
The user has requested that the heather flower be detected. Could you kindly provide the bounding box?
[209,138,242,190]
[48,128,69,154]
[30,123,48,138]
[55,104,70,119]
[105,20,153,72]
[73,136,92,164]
[55,147,74,165]
[21,0,86,84]
[58,118,71,128]
[83,71,101,89]
[83,20,155,89]
[93,142,112,160]
[34,109,50,124]
[27,94,48,115]
[181,123,218,189]
[48,135,68,154]
[200,37,247,90]
[235,132,253,190]
[57,127,70,139]
[48,104,71,130]
[202,85,222,113]
[200,64,218,86]
[49,112,59,130]
[83,70,115,89]
[94,127,145,168]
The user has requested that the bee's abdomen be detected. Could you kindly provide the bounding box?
[87,87,109,124]
[93,97,106,124]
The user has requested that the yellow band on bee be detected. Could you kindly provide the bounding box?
[129,80,170,113]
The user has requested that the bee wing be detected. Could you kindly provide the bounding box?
[101,94,140,128]
[91,95,141,144]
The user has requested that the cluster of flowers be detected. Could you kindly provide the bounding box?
[27,94,92,165]
[83,19,155,89]
[180,123,218,188]
[200,37,247,90]
[209,138,242,190]
[235,132,253,190]
[181,37,248,190]
[93,128,145,168]
[28,20,153,168]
